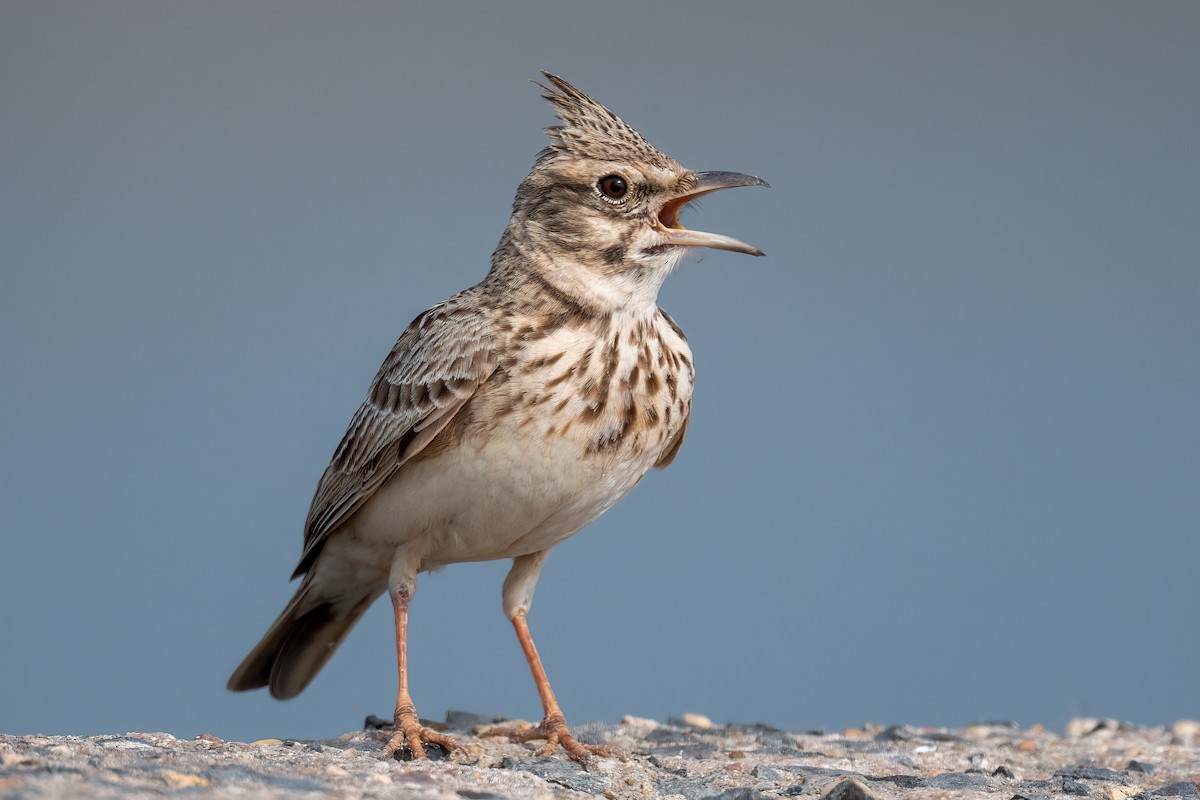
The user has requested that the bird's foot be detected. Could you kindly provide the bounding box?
[489,713,616,765]
[383,706,457,761]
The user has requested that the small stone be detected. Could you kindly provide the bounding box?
[752,765,783,781]
[1108,788,1140,800]
[325,765,348,777]
[1018,740,1038,751]
[1056,766,1125,782]
[709,790,772,800]
[1126,761,1155,774]
[501,756,608,795]
[1067,718,1102,739]
[620,715,659,730]
[657,776,724,800]
[994,766,1016,778]
[682,713,715,729]
[925,772,988,790]
[160,770,209,788]
[872,775,925,789]
[821,778,879,800]
[195,733,223,743]
[1062,779,1091,795]
[1171,720,1200,743]
[1152,782,1200,797]
[444,710,506,731]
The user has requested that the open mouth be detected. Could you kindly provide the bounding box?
[652,171,769,257]
[656,195,692,231]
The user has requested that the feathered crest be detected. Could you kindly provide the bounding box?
[536,72,679,170]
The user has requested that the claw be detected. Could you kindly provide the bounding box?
[383,709,458,760]
[489,714,616,766]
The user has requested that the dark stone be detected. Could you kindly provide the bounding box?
[655,776,723,800]
[874,725,910,741]
[363,715,391,730]
[869,774,925,789]
[458,792,507,800]
[1153,783,1200,797]
[1011,794,1050,800]
[925,772,989,790]
[646,726,688,743]
[444,709,507,732]
[1055,766,1125,782]
[779,765,863,780]
[822,778,879,800]
[709,791,772,800]
[1061,779,1091,795]
[499,756,608,795]
[751,765,782,780]
[392,741,450,762]
[994,765,1016,778]
[1126,760,1156,774]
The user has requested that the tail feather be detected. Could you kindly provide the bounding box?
[228,579,379,699]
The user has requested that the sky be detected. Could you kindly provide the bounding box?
[2,2,1197,743]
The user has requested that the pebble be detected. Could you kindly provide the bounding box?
[1,714,1198,800]
[1172,720,1200,743]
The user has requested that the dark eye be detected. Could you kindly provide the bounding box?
[598,174,628,200]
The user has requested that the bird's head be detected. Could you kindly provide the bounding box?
[504,73,767,305]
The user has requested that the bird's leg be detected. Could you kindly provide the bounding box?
[491,611,615,764]
[383,586,456,759]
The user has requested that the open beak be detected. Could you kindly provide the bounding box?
[656,171,769,257]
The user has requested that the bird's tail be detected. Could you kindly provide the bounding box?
[227,576,380,700]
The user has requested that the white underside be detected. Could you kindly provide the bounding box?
[309,306,691,615]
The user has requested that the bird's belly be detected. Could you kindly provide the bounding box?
[344,425,654,570]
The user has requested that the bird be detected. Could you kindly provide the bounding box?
[227,72,767,764]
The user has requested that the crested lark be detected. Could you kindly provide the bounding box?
[228,73,767,764]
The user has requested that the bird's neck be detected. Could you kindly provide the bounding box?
[489,224,675,319]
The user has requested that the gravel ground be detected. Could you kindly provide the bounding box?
[2,714,1198,799]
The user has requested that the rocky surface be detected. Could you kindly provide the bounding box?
[2,714,1198,799]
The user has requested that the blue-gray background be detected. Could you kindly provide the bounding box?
[3,3,1197,741]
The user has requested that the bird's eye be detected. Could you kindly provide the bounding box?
[597,174,629,201]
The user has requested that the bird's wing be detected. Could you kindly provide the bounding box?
[654,410,689,469]
[293,291,499,577]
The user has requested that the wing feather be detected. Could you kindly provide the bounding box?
[654,410,689,469]
[292,290,499,578]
